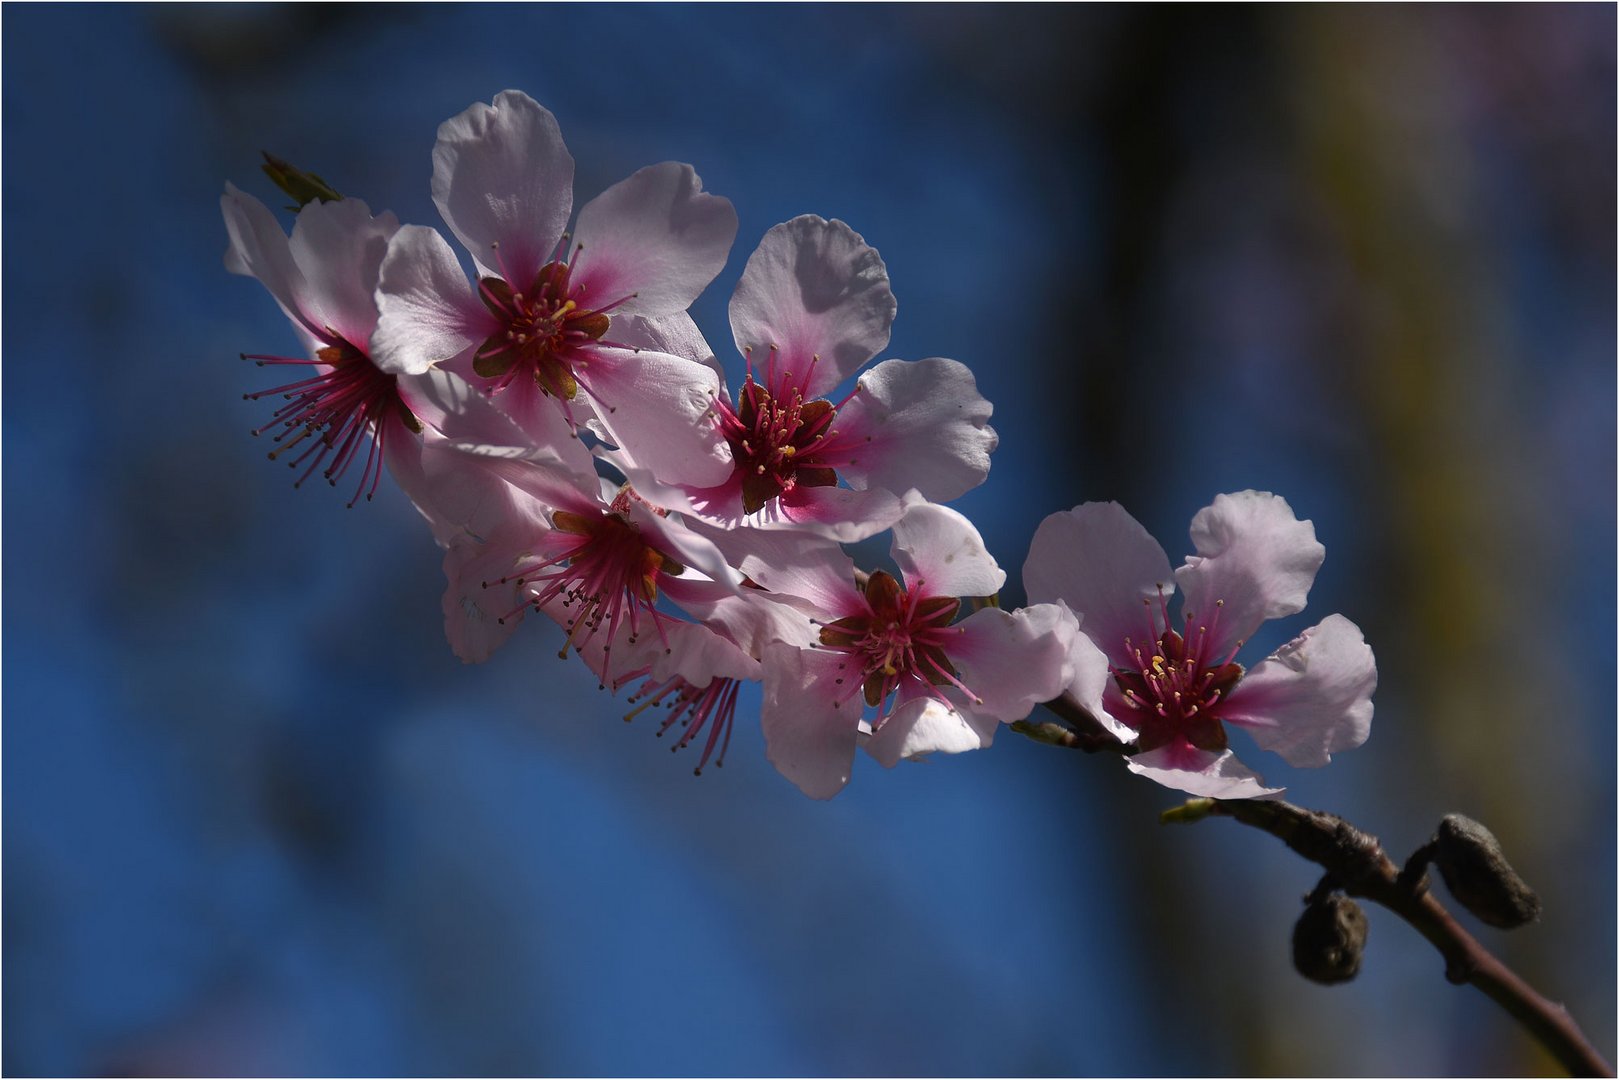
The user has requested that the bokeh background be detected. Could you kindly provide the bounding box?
[4,4,1614,1075]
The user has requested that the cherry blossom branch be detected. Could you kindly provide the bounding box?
[1012,706,1614,1077]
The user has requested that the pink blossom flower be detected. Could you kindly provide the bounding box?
[618,215,998,543]
[1024,491,1377,799]
[756,500,1076,799]
[371,90,737,487]
[222,185,428,506]
[422,421,752,683]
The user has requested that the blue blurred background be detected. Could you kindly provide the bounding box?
[4,4,1613,1075]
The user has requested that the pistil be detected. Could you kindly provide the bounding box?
[816,570,976,726]
[472,238,635,421]
[713,345,864,512]
[1114,595,1244,754]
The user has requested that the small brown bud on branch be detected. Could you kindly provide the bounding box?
[1292,889,1369,985]
[1430,813,1543,930]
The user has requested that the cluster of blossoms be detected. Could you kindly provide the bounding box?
[224,90,1377,800]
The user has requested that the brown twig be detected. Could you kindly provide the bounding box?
[1013,701,1613,1076]
[1185,799,1612,1077]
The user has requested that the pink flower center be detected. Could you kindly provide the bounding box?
[244,335,420,507]
[485,490,686,675]
[713,346,862,513]
[472,242,633,410]
[817,570,977,719]
[1114,596,1243,755]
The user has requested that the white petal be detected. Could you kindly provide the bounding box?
[438,525,538,663]
[661,578,822,655]
[1126,747,1285,800]
[287,197,399,347]
[581,348,733,488]
[372,225,490,375]
[693,522,861,616]
[221,183,310,333]
[1221,614,1376,768]
[572,162,738,319]
[560,602,760,691]
[623,500,743,589]
[864,696,995,768]
[609,311,723,373]
[1174,491,1326,657]
[835,358,997,502]
[416,433,556,543]
[1053,603,1137,743]
[760,644,861,799]
[1022,503,1173,670]
[728,215,895,400]
[948,604,1074,724]
[431,89,574,284]
[398,367,591,488]
[891,499,1005,599]
[769,483,908,544]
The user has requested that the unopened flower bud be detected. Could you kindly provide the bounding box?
[260,152,343,209]
[1292,892,1368,984]
[1433,813,1542,929]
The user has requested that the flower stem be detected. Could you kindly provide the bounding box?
[1014,699,1613,1077]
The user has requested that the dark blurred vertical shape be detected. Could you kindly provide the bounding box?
[1281,5,1614,1071]
[1073,9,1302,1073]
[925,7,1323,1072]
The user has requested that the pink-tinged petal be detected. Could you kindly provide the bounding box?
[835,358,997,503]
[661,577,822,655]
[429,436,601,522]
[864,696,996,768]
[287,197,399,347]
[649,621,760,685]
[485,373,604,462]
[1022,503,1173,670]
[610,311,724,374]
[600,453,731,525]
[621,500,743,589]
[572,162,738,319]
[690,521,862,617]
[728,216,896,400]
[415,433,553,545]
[580,348,733,488]
[379,416,442,541]
[1052,602,1137,743]
[397,367,590,485]
[948,603,1075,724]
[891,500,1005,599]
[440,532,527,663]
[549,595,759,690]
[372,225,493,375]
[1174,491,1326,657]
[221,184,309,332]
[1125,746,1285,800]
[431,90,573,283]
[770,483,907,544]
[402,364,597,494]
[760,644,862,799]
[1221,614,1376,768]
